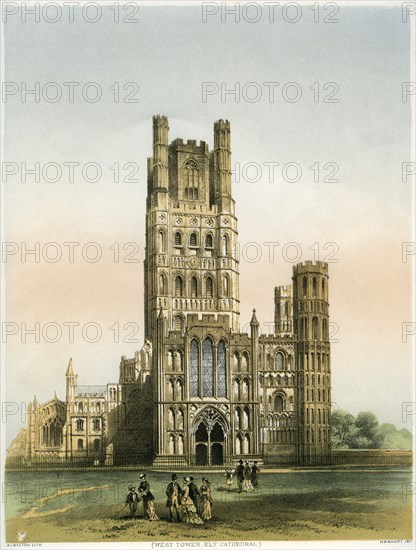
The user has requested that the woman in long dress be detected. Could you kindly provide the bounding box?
[181,477,204,524]
[243,461,254,492]
[138,473,159,521]
[200,477,213,520]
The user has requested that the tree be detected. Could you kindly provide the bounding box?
[331,410,413,450]
[349,411,384,448]
[331,409,355,448]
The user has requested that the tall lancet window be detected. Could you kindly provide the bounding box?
[189,339,199,397]
[175,276,183,297]
[205,276,213,298]
[217,340,227,397]
[184,159,199,200]
[202,338,214,397]
[222,275,229,297]
[191,276,198,298]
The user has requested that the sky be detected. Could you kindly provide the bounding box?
[1,1,414,445]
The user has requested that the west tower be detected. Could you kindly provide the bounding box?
[145,116,240,340]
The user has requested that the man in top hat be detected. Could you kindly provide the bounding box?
[125,484,140,518]
[165,473,182,522]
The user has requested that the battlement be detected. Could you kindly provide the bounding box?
[153,114,169,126]
[275,284,292,297]
[232,332,250,342]
[293,260,328,275]
[186,313,230,330]
[259,334,294,342]
[214,119,230,130]
[169,138,210,154]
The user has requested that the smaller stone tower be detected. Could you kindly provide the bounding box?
[292,261,331,464]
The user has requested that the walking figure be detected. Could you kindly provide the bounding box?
[200,477,213,520]
[234,459,245,493]
[125,484,140,518]
[138,473,159,521]
[181,477,203,524]
[188,476,201,515]
[224,468,233,492]
[243,461,254,492]
[166,473,182,523]
[250,461,260,490]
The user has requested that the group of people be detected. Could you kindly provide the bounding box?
[227,460,260,493]
[125,473,159,521]
[125,473,213,524]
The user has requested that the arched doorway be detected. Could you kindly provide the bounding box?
[195,423,208,466]
[193,410,227,466]
[196,444,208,465]
[211,443,223,465]
[210,422,224,465]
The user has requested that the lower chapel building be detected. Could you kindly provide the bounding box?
[18,116,333,466]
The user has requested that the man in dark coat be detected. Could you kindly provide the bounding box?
[165,473,182,522]
[188,476,200,515]
[234,459,245,493]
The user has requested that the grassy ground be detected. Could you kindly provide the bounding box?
[6,476,413,543]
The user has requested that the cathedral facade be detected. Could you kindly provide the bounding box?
[21,116,332,467]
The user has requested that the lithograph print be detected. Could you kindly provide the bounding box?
[1,1,414,548]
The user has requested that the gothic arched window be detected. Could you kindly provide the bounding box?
[302,276,307,297]
[217,340,227,397]
[205,276,213,298]
[241,352,249,371]
[191,276,198,298]
[175,276,183,297]
[184,159,199,200]
[222,235,228,256]
[174,315,183,332]
[158,231,165,253]
[274,394,284,412]
[167,350,174,369]
[202,338,214,397]
[159,273,167,295]
[174,232,182,246]
[189,233,198,247]
[312,316,319,339]
[189,339,199,397]
[222,275,229,297]
[275,351,284,371]
[233,352,239,371]
[205,234,213,248]
[177,434,184,455]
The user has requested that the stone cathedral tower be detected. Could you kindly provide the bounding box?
[293,262,332,464]
[20,116,332,468]
[146,116,260,467]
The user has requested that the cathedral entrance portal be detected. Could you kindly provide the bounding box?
[193,409,227,466]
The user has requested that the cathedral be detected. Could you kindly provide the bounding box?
[21,116,332,467]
